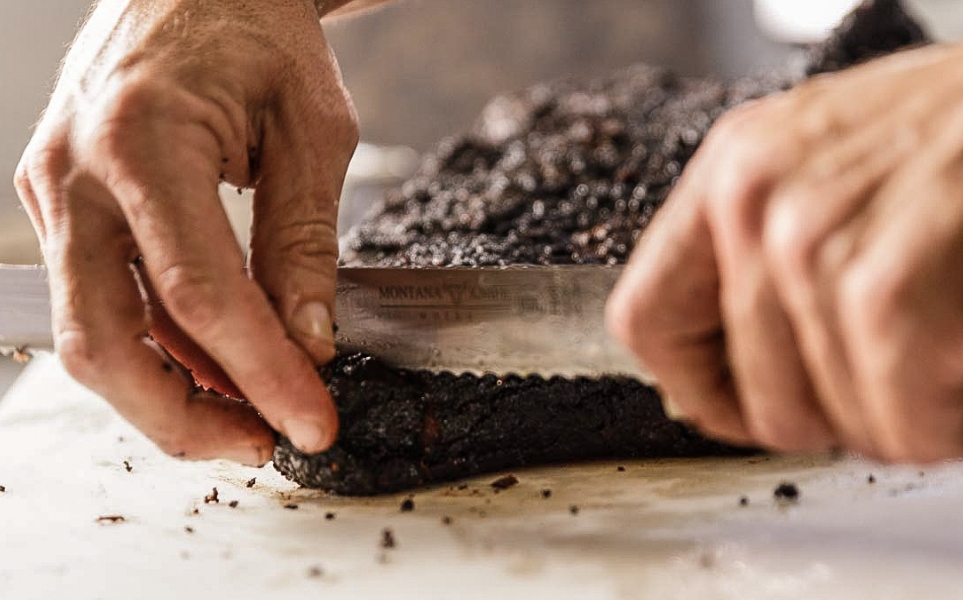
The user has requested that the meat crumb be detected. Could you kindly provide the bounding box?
[0,485,6,493]
[228,500,239,509]
[307,565,324,579]
[123,460,133,473]
[381,528,397,549]
[400,497,415,512]
[96,515,126,525]
[774,482,800,503]
[541,489,553,499]
[245,478,257,488]
[204,488,220,504]
[491,474,520,490]
[325,512,336,521]
[284,503,299,510]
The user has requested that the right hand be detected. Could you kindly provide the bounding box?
[14,0,359,465]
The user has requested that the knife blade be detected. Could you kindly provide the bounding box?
[0,264,650,381]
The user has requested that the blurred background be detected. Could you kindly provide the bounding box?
[1,0,961,391]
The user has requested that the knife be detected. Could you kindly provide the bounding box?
[0,264,650,381]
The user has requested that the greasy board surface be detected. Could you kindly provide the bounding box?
[2,356,963,600]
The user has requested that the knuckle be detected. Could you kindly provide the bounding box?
[272,219,339,267]
[154,264,226,334]
[839,260,908,339]
[765,199,823,289]
[56,328,109,386]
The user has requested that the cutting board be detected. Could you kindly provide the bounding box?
[2,355,963,600]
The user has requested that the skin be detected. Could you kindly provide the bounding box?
[607,42,963,464]
[13,0,379,465]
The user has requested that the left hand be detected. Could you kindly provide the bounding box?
[607,42,963,463]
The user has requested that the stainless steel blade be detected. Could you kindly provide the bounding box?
[335,265,651,380]
[0,264,52,354]
[0,264,651,381]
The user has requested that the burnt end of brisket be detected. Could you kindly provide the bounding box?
[272,354,740,496]
[272,1,930,495]
[805,0,929,77]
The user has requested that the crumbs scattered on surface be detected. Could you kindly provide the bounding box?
[284,503,300,510]
[307,565,324,579]
[184,526,195,534]
[491,474,520,491]
[96,515,126,525]
[868,474,876,484]
[325,512,336,521]
[441,516,453,526]
[774,482,800,503]
[381,528,397,550]
[541,489,553,499]
[123,460,133,473]
[0,485,5,493]
[192,508,200,516]
[204,488,219,504]
[246,478,257,488]
[617,466,626,472]
[400,497,415,512]
[569,505,580,516]
[739,496,749,507]
[228,500,239,509]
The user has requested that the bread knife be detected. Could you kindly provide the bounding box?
[0,264,650,381]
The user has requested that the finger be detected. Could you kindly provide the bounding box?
[249,54,358,365]
[91,91,338,453]
[711,208,835,451]
[841,152,963,462]
[45,175,273,465]
[132,259,243,398]
[607,172,750,445]
[763,116,926,457]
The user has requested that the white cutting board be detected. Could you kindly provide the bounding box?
[2,355,963,600]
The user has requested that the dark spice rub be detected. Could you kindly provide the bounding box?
[273,0,928,495]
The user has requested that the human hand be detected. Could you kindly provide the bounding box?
[607,43,963,463]
[14,0,359,465]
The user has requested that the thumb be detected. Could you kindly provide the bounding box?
[249,101,358,366]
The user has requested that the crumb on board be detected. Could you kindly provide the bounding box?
[381,528,396,550]
[185,526,195,534]
[774,482,800,503]
[96,515,126,525]
[228,500,239,509]
[325,512,336,521]
[204,488,220,504]
[442,516,453,526]
[284,503,300,510]
[739,496,749,507]
[0,485,6,493]
[123,460,133,473]
[246,478,257,488]
[617,466,626,472]
[307,565,324,579]
[400,497,415,512]
[569,505,580,516]
[491,474,520,491]
[868,474,877,484]
[541,489,553,499]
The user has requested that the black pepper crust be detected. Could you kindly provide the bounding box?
[273,0,928,495]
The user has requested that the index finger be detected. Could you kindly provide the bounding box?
[605,168,750,444]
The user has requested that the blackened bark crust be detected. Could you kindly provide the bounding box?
[273,0,928,495]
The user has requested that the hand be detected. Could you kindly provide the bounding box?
[14,0,359,465]
[607,43,963,463]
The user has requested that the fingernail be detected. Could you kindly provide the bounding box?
[662,397,687,422]
[283,418,331,455]
[291,301,335,345]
